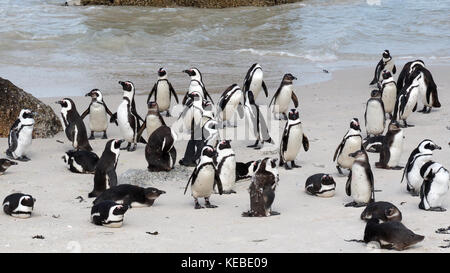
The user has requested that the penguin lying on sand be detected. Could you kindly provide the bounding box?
[3,193,35,219]
[91,201,128,228]
[360,201,402,222]
[93,184,166,208]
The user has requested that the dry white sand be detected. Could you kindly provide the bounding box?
[0,66,449,253]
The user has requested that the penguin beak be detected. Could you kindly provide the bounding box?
[118,139,125,145]
[293,76,298,80]
[55,100,63,105]
[435,145,442,150]
[85,92,91,97]
[348,152,357,158]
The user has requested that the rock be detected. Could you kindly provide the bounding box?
[80,0,302,8]
[0,77,62,138]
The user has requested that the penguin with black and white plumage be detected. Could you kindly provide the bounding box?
[110,81,146,152]
[240,90,274,149]
[136,101,166,142]
[279,109,309,169]
[181,68,214,105]
[184,145,223,209]
[56,98,93,152]
[365,89,385,138]
[81,89,116,140]
[269,73,299,120]
[201,108,219,147]
[333,118,363,175]
[363,218,424,251]
[3,193,35,219]
[93,184,166,208]
[88,139,124,198]
[380,70,397,119]
[375,121,404,170]
[370,50,396,85]
[91,200,128,228]
[419,161,450,212]
[0,159,17,175]
[397,60,425,93]
[242,157,279,217]
[411,64,441,114]
[62,150,99,174]
[360,201,402,223]
[305,173,336,198]
[242,63,268,100]
[145,126,177,172]
[401,139,441,196]
[345,149,375,207]
[236,160,261,181]
[214,140,236,194]
[6,109,35,161]
[147,68,179,117]
[217,84,243,128]
[392,74,421,128]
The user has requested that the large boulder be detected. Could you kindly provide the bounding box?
[80,0,301,8]
[0,77,62,138]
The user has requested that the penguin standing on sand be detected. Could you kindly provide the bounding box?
[181,68,214,105]
[214,140,236,194]
[269,73,299,120]
[397,60,425,92]
[93,184,166,208]
[375,121,404,170]
[419,161,450,212]
[81,89,116,140]
[184,146,223,209]
[3,193,35,218]
[62,150,99,174]
[145,126,177,172]
[401,139,441,196]
[333,118,363,175]
[0,159,17,175]
[370,50,396,85]
[240,90,274,149]
[345,149,375,207]
[279,109,309,169]
[111,81,146,152]
[360,201,402,222]
[380,70,397,118]
[305,173,336,198]
[88,139,124,198]
[137,101,166,141]
[147,68,179,117]
[91,201,128,228]
[6,109,35,161]
[242,63,268,100]
[393,74,421,128]
[56,98,93,151]
[364,89,385,138]
[217,84,243,128]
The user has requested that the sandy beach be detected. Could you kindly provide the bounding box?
[0,65,449,253]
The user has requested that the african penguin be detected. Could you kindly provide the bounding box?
[345,149,375,207]
[147,68,179,117]
[333,118,363,175]
[3,193,35,219]
[412,65,441,114]
[242,158,279,217]
[363,218,424,251]
[370,50,396,85]
[56,98,93,151]
[380,70,397,119]
[360,201,402,222]
[392,74,421,128]
[6,109,35,161]
[91,201,128,228]
[137,101,166,142]
[364,89,385,138]
[93,184,166,208]
[81,89,116,140]
[279,109,309,169]
[62,150,99,174]
[88,139,124,198]
[145,126,177,172]
[375,121,404,170]
[419,161,450,212]
[305,173,336,198]
[401,139,441,196]
[184,145,223,209]
[181,68,214,105]
[214,140,236,194]
[396,60,425,92]
[242,63,268,100]
[217,84,243,128]
[0,159,17,175]
[269,73,299,120]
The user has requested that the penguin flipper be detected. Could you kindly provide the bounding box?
[302,134,309,152]
[291,92,299,108]
[345,171,352,196]
[203,88,215,105]
[136,121,147,144]
[104,104,118,125]
[333,140,345,162]
[110,112,118,124]
[147,82,157,104]
[80,107,90,120]
[214,170,223,195]
[392,65,397,75]
[107,170,118,188]
[7,129,19,155]
[181,92,189,106]
[370,59,383,85]
[262,81,268,97]
[412,103,417,112]
[269,85,281,107]
[183,169,196,195]
[237,103,244,119]
[168,82,179,104]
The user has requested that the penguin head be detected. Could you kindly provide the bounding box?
[288,109,299,120]
[147,101,159,111]
[381,70,392,80]
[202,99,213,111]
[19,109,35,121]
[85,89,102,102]
[188,91,202,102]
[419,139,442,153]
[183,68,202,81]
[201,145,216,158]
[385,207,402,222]
[350,118,360,131]
[118,81,134,92]
[112,204,128,215]
[144,187,166,200]
[388,120,401,132]
[109,139,125,151]
[321,174,335,185]
[348,149,368,161]
[382,50,390,59]
[283,73,297,83]
[158,67,167,78]
[217,140,231,151]
[370,89,382,98]
[20,195,35,208]
[56,98,76,112]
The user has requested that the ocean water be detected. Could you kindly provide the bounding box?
[0,0,449,97]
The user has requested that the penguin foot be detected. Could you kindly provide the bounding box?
[127,144,137,152]
[284,163,292,170]
[179,159,197,167]
[102,132,108,139]
[222,190,236,194]
[120,143,131,150]
[17,156,30,162]
[345,201,367,208]
[270,211,280,216]
[89,135,95,140]
[409,192,419,197]
[336,166,343,175]
[166,111,171,117]
[194,203,204,209]
[291,161,301,168]
[253,146,262,150]
[205,203,218,208]
[390,166,404,170]
[428,207,447,212]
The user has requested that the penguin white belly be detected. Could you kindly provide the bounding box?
[387,131,404,167]
[146,115,162,139]
[192,165,215,198]
[338,137,361,169]
[89,103,108,132]
[316,184,336,198]
[218,156,236,192]
[283,126,303,161]
[274,86,292,114]
[222,92,242,121]
[382,84,396,113]
[400,88,419,119]
[71,158,85,173]
[408,155,432,192]
[117,102,135,143]
[351,164,372,203]
[426,171,450,207]
[417,75,431,106]
[156,82,171,111]
[12,202,33,218]
[366,101,385,135]
[103,214,124,228]
[249,70,263,98]
[14,125,33,157]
